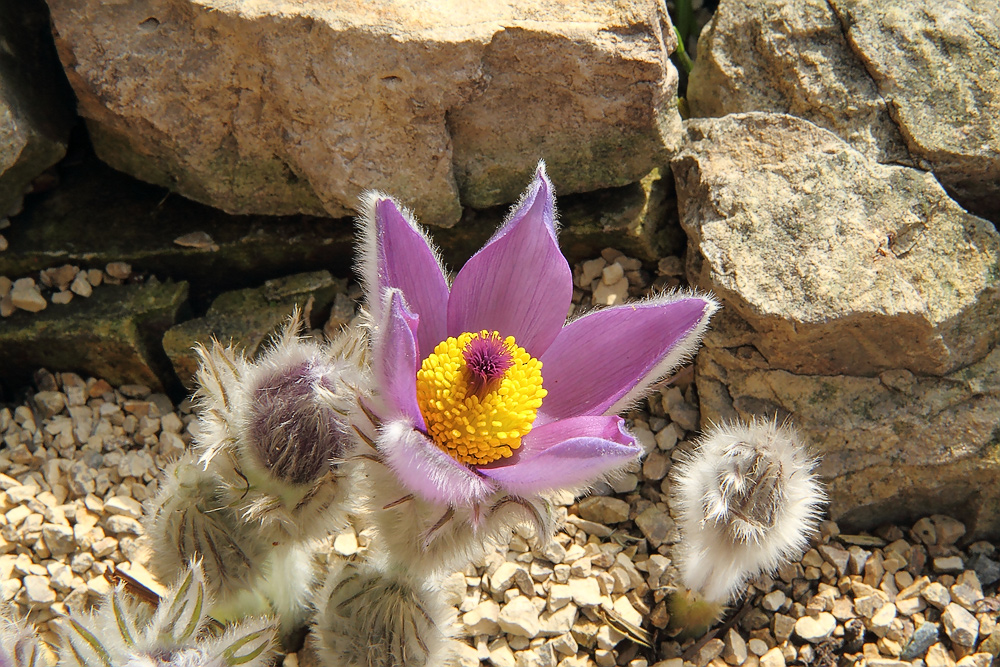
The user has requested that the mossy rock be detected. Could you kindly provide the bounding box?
[2,157,356,310]
[163,271,344,389]
[0,280,188,394]
[435,169,683,269]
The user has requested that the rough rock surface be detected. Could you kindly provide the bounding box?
[162,271,345,388]
[47,0,682,226]
[687,0,909,164]
[673,112,1000,377]
[832,0,1000,219]
[687,0,1000,220]
[0,281,188,392]
[0,0,73,218]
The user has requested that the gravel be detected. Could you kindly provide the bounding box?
[1,262,133,317]
[0,249,996,667]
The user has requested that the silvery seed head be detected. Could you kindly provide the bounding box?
[311,559,454,667]
[0,605,45,667]
[672,419,825,603]
[55,561,276,667]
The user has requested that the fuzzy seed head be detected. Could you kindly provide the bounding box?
[672,418,825,603]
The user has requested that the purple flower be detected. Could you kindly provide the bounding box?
[360,163,718,507]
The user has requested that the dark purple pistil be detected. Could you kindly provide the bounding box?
[463,332,513,397]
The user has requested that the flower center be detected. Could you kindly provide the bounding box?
[415,330,546,465]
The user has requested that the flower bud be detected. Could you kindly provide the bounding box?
[672,419,825,603]
[243,350,350,486]
[312,560,454,667]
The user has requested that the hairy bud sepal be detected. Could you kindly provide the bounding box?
[54,561,277,667]
[0,604,47,667]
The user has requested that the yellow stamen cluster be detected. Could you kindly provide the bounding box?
[416,331,546,465]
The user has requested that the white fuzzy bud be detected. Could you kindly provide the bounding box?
[672,419,825,602]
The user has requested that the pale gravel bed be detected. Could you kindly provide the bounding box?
[0,249,997,667]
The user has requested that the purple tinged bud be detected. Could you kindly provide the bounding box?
[248,359,349,486]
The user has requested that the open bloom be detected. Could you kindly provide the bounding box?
[360,163,718,508]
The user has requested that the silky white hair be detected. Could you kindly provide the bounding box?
[672,418,826,602]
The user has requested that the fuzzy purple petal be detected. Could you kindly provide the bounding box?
[478,416,640,495]
[378,419,498,506]
[447,165,572,356]
[539,295,718,421]
[372,290,425,427]
[372,197,449,358]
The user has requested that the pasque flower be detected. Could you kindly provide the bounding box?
[359,163,719,510]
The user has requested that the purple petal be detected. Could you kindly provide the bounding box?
[377,419,498,506]
[364,195,449,358]
[372,289,425,427]
[447,164,572,356]
[478,416,640,495]
[539,294,719,421]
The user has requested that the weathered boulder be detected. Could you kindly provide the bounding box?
[688,0,1000,220]
[697,312,1000,539]
[0,280,188,393]
[673,113,1000,377]
[0,0,74,218]
[674,112,1000,538]
[48,0,682,226]
[162,271,345,388]
[687,0,908,164]
[833,0,1000,219]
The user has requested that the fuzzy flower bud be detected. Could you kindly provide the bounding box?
[672,419,826,603]
[143,453,269,605]
[311,560,454,667]
[0,605,46,667]
[55,561,276,667]
[193,313,368,544]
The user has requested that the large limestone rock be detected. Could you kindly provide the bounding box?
[47,0,682,226]
[697,311,1000,539]
[673,112,1000,538]
[688,0,1000,219]
[0,0,73,217]
[673,113,1000,377]
[833,0,1000,219]
[687,0,908,164]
